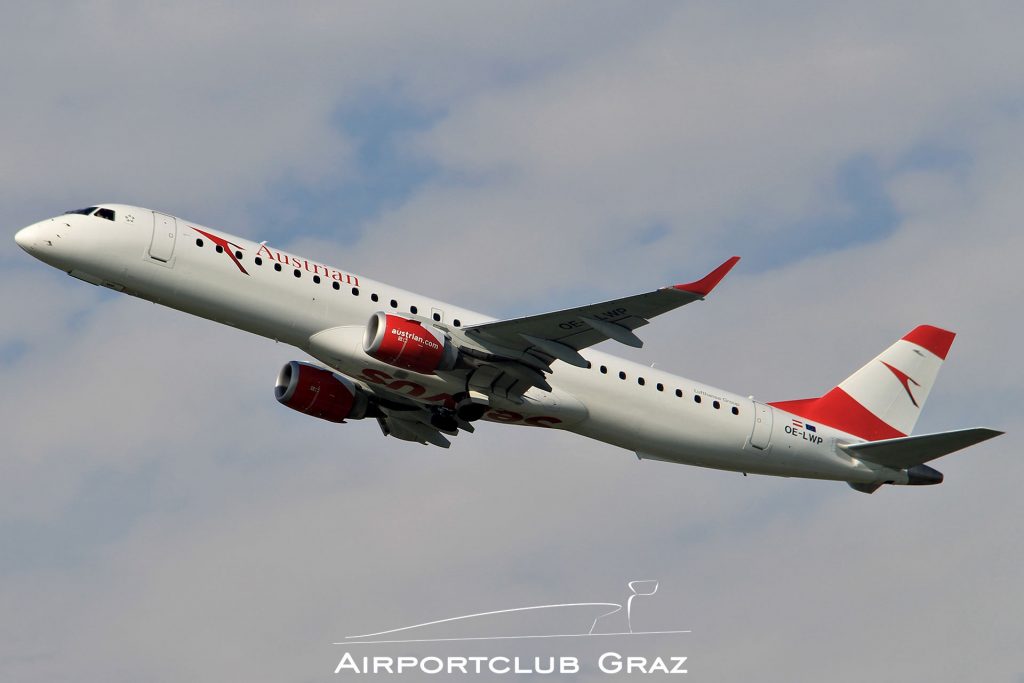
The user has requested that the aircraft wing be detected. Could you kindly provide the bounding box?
[451,257,740,401]
[461,257,740,367]
[357,383,474,448]
[305,258,740,444]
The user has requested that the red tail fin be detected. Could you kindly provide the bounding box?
[769,326,954,440]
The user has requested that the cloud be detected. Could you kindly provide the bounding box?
[341,1,1024,310]
[2,2,1022,682]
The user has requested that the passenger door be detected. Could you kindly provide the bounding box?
[149,211,178,262]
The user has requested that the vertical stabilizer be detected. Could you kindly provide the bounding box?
[770,325,955,440]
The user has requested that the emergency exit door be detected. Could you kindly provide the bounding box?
[750,402,773,450]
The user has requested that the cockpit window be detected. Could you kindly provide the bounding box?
[62,206,115,221]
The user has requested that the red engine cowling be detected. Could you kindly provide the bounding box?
[363,312,458,374]
[275,361,369,423]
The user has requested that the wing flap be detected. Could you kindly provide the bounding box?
[377,414,451,448]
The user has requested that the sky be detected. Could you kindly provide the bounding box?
[1,2,1022,681]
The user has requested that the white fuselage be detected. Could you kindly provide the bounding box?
[15,205,900,485]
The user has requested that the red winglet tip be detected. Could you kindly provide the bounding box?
[673,256,741,296]
[902,325,956,360]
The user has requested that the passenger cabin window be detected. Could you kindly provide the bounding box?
[94,208,115,221]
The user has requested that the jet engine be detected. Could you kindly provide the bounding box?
[363,312,458,374]
[275,361,370,423]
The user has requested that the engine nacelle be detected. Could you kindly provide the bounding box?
[275,361,369,423]
[363,312,458,374]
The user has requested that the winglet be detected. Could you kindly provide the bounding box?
[672,256,740,297]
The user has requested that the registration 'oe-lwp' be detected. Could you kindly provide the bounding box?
[15,205,1003,493]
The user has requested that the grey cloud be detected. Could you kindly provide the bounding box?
[0,2,660,234]
[346,2,1024,309]
[2,3,1022,682]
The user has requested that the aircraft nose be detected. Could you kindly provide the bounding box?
[14,221,49,254]
[15,225,36,252]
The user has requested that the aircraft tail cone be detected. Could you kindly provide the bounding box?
[906,464,944,486]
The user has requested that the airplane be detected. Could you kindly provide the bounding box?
[14,204,1003,493]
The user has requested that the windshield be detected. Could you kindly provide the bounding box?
[63,206,115,221]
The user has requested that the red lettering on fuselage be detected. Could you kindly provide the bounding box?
[479,410,561,428]
[356,368,561,426]
[255,244,360,286]
[388,380,425,397]
[486,410,522,423]
[360,368,392,385]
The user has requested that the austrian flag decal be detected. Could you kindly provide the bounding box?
[792,419,817,433]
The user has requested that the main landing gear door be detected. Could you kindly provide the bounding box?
[750,401,773,450]
[149,211,178,263]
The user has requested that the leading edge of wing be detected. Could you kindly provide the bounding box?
[469,255,742,335]
[670,256,741,298]
[462,255,742,363]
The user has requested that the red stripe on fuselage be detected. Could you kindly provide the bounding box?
[769,388,905,441]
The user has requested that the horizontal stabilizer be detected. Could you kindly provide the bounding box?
[839,428,1003,469]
